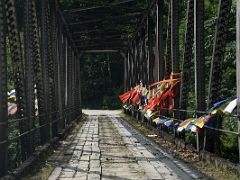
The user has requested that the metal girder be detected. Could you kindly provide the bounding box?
[73,0,102,5]
[82,50,120,53]
[148,14,156,83]
[65,8,144,21]
[40,0,51,143]
[74,38,129,44]
[73,33,128,40]
[237,0,240,164]
[77,45,124,50]
[69,20,137,32]
[194,0,206,111]
[64,0,137,13]
[49,0,59,137]
[73,29,133,37]
[171,0,179,73]
[180,0,194,116]
[32,0,48,142]
[24,0,36,156]
[6,0,28,161]
[0,0,8,176]
[165,1,172,79]
[56,1,79,54]
[208,0,232,108]
[158,0,165,80]
[77,42,127,49]
[70,18,139,27]
[68,12,142,26]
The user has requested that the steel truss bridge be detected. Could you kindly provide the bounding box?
[0,0,239,178]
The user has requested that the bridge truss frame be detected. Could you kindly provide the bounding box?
[0,0,238,177]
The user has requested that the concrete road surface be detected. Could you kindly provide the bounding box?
[48,110,203,180]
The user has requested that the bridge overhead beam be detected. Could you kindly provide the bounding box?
[64,0,138,13]
[68,12,142,26]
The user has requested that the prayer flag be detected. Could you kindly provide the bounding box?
[223,98,237,114]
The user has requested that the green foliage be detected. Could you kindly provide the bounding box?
[80,53,123,109]
[220,114,238,163]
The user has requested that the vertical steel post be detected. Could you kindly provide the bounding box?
[6,0,28,161]
[32,0,47,144]
[194,0,205,111]
[158,0,165,80]
[136,37,140,83]
[133,41,137,84]
[208,0,232,108]
[24,0,36,155]
[155,2,160,82]
[63,36,67,115]
[180,0,194,118]
[56,21,64,131]
[171,0,180,112]
[121,52,127,91]
[127,51,130,89]
[140,32,143,85]
[171,0,179,73]
[165,2,172,79]
[144,27,148,86]
[130,45,134,87]
[0,0,8,176]
[49,0,59,137]
[146,18,150,84]
[208,0,232,152]
[148,14,156,83]
[236,0,240,163]
[40,0,51,143]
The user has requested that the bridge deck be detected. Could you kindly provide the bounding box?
[47,110,202,180]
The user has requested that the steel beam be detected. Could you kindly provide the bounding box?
[24,0,36,155]
[208,0,232,108]
[65,0,137,13]
[194,0,206,111]
[6,0,28,161]
[0,0,8,176]
[165,2,172,79]
[171,0,180,113]
[40,0,51,143]
[153,3,160,82]
[237,0,240,163]
[180,0,194,117]
[158,0,164,80]
[171,0,179,73]
[49,0,59,137]
[69,12,142,26]
[82,50,120,53]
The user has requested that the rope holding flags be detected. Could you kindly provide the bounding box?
[119,76,238,135]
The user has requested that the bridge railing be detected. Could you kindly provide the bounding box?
[0,0,82,177]
[123,0,239,164]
